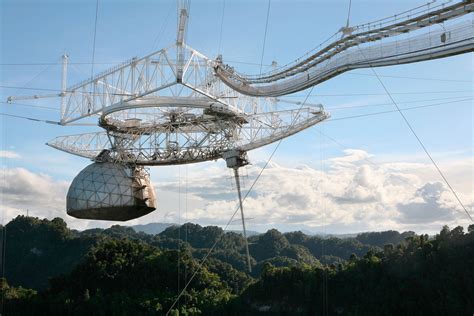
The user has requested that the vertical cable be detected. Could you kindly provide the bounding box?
[345,0,352,28]
[0,70,6,316]
[259,0,272,75]
[319,127,324,315]
[319,125,328,316]
[323,129,328,316]
[0,100,7,314]
[88,0,100,112]
[177,165,181,311]
[184,164,188,307]
[90,0,99,81]
[0,217,6,315]
[217,0,226,55]
[150,2,175,52]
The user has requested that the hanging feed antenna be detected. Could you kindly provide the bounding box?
[224,149,252,272]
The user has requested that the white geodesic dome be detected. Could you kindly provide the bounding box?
[67,162,156,221]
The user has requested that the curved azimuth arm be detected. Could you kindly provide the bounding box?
[214,1,474,97]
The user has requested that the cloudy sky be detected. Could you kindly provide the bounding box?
[1,0,472,234]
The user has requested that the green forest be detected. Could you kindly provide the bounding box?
[1,215,473,315]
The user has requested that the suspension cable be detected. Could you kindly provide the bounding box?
[259,0,272,75]
[356,44,473,221]
[325,98,473,122]
[0,215,6,316]
[327,95,473,111]
[1,97,470,128]
[314,128,439,197]
[0,101,58,111]
[379,79,472,222]
[18,63,56,91]
[345,0,352,28]
[90,0,99,82]
[282,90,474,98]
[88,0,100,112]
[150,1,175,51]
[319,125,329,316]
[177,165,181,311]
[0,112,60,124]
[184,164,188,307]
[217,0,226,55]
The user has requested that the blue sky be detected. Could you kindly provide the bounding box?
[1,0,472,234]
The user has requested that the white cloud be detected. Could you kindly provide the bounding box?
[397,182,458,223]
[0,150,472,234]
[0,150,21,159]
[0,167,67,221]
[0,167,111,230]
[154,150,473,234]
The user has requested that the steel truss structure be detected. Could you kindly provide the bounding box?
[9,0,472,167]
[45,44,327,165]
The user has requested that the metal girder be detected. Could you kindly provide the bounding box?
[59,44,251,124]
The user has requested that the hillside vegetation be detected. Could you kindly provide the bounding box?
[1,216,473,315]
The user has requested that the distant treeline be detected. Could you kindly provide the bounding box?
[1,215,472,315]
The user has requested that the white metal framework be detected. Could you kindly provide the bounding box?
[8,0,472,167]
[43,44,329,165]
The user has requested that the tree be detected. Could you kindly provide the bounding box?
[383,243,394,256]
[468,224,474,234]
[250,229,290,261]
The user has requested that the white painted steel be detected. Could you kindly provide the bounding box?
[7,0,472,166]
